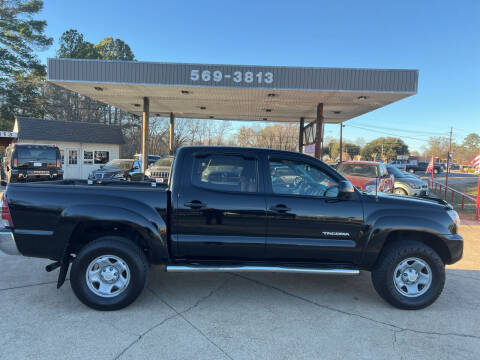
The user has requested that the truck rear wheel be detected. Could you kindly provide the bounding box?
[70,236,148,311]
[371,240,445,310]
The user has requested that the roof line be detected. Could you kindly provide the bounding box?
[47,58,419,73]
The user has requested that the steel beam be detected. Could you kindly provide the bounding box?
[169,112,175,155]
[141,97,149,173]
[315,103,324,159]
[339,123,343,163]
[298,117,304,153]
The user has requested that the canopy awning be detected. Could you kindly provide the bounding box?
[47,59,418,124]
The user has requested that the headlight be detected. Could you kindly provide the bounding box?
[112,173,123,179]
[145,169,151,176]
[365,185,376,193]
[406,181,421,189]
[447,209,460,226]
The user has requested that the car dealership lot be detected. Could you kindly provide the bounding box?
[0,224,479,360]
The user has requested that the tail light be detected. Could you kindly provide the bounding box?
[13,158,18,167]
[0,194,13,228]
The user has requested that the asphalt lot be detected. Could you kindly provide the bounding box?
[0,224,479,360]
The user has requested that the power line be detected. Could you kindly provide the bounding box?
[344,124,437,143]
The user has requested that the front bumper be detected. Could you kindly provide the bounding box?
[443,233,463,264]
[0,230,20,255]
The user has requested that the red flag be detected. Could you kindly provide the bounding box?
[472,153,480,170]
[426,157,434,174]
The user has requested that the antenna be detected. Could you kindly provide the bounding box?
[375,175,378,199]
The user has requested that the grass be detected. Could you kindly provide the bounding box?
[430,181,478,218]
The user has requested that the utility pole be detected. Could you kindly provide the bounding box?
[339,123,343,163]
[445,127,453,198]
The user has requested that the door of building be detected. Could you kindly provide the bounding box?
[64,148,82,179]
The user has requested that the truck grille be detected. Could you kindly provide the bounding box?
[95,173,104,180]
[151,171,169,178]
[27,170,50,175]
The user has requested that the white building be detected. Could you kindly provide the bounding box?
[13,117,125,179]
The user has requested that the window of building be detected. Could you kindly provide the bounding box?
[84,151,93,164]
[68,150,78,165]
[94,151,109,164]
[192,154,258,193]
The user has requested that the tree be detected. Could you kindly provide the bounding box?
[423,136,450,159]
[94,37,135,61]
[361,137,409,161]
[0,0,52,127]
[57,29,98,59]
[463,133,480,151]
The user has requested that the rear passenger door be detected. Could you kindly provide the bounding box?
[171,151,267,260]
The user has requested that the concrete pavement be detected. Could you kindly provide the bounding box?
[0,225,479,360]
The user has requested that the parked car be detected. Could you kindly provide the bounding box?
[406,162,442,174]
[1,143,63,184]
[0,146,463,311]
[386,165,429,196]
[88,159,143,181]
[336,161,393,193]
[134,154,161,167]
[145,155,174,183]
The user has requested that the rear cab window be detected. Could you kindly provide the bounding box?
[191,154,258,193]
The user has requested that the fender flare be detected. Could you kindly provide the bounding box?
[56,204,169,264]
[361,215,451,268]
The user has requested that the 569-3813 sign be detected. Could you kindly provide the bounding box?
[190,69,273,84]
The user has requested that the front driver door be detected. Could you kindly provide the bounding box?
[265,156,365,264]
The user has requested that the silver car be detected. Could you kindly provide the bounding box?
[387,165,429,196]
[145,156,174,184]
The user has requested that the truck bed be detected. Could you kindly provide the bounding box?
[6,180,169,261]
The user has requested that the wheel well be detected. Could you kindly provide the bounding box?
[68,221,151,260]
[382,230,451,264]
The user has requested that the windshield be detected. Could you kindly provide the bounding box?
[153,157,173,167]
[386,166,405,177]
[104,159,134,170]
[17,147,57,163]
[337,163,379,178]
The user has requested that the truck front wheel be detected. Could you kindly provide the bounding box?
[70,236,148,311]
[371,240,445,310]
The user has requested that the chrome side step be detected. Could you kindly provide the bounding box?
[166,265,359,275]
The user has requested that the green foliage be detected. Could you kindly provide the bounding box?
[57,30,136,61]
[361,137,409,161]
[94,37,135,61]
[463,133,480,151]
[0,0,52,128]
[57,29,98,59]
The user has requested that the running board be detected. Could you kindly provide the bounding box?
[166,265,359,275]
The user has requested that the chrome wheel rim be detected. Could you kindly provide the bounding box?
[86,255,130,298]
[394,188,406,195]
[393,257,432,298]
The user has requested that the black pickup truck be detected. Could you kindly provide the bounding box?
[0,146,462,311]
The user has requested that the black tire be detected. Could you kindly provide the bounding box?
[371,240,445,310]
[70,236,148,311]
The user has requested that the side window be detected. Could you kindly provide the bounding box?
[269,159,338,197]
[192,154,258,193]
[68,150,78,165]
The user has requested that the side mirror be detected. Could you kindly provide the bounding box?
[338,180,355,200]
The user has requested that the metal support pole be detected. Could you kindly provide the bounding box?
[339,123,343,163]
[169,112,175,155]
[141,97,150,174]
[298,117,304,153]
[314,104,324,159]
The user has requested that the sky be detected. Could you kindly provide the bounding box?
[36,0,479,152]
